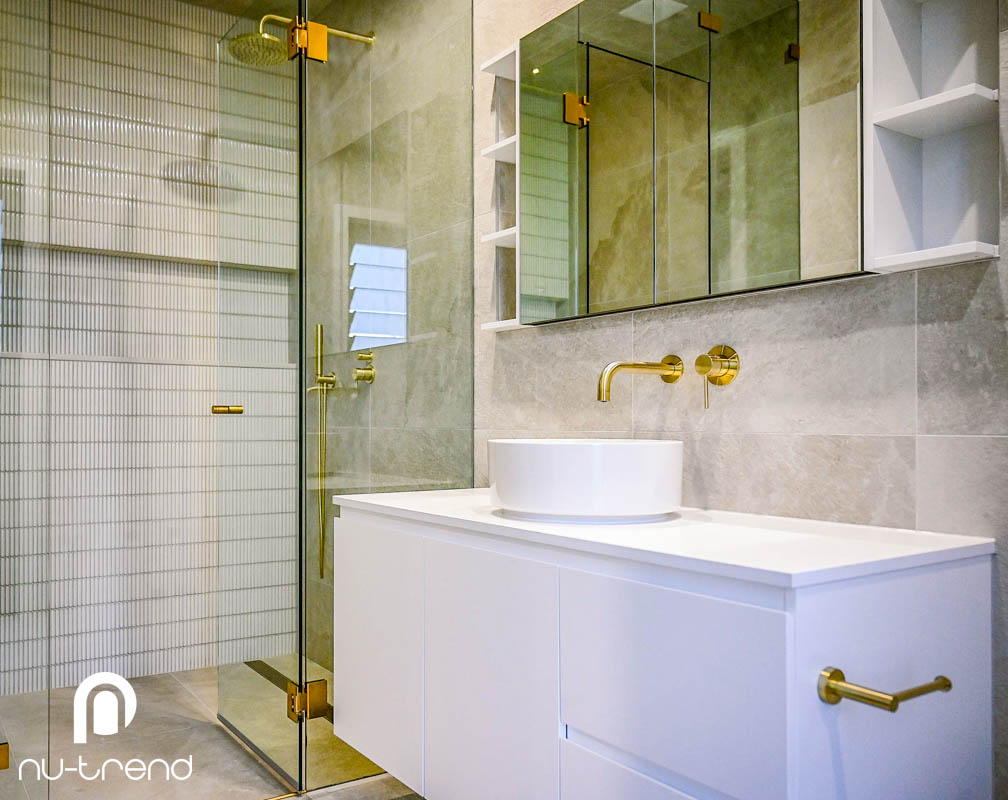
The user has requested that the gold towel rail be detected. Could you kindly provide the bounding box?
[818,666,952,712]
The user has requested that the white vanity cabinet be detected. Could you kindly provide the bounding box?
[331,489,994,800]
[423,539,559,800]
[331,513,424,790]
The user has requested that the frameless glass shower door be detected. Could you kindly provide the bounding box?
[214,2,305,790]
[214,0,474,793]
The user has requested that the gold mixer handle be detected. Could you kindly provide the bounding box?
[694,346,739,410]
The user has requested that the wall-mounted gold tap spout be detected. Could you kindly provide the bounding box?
[597,355,683,402]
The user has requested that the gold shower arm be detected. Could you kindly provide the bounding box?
[259,13,289,36]
[259,14,375,47]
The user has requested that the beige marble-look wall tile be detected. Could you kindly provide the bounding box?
[370,110,409,245]
[473,141,498,220]
[798,0,860,107]
[305,2,372,147]
[306,142,369,346]
[799,90,860,280]
[370,0,469,81]
[916,434,1008,794]
[474,312,634,432]
[370,427,473,490]
[408,94,473,242]
[631,273,917,435]
[369,333,472,431]
[365,18,472,244]
[1001,29,1008,241]
[916,436,1008,538]
[474,211,503,325]
[474,0,581,48]
[637,430,916,528]
[657,71,709,304]
[368,221,472,430]
[917,260,1008,435]
[586,49,656,315]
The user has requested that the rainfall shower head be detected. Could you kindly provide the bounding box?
[228,30,287,66]
[227,13,374,68]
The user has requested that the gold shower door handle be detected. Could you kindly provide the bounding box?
[818,667,952,712]
[211,405,244,414]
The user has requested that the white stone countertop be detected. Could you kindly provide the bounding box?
[334,488,995,588]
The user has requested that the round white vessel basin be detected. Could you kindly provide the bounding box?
[487,438,683,521]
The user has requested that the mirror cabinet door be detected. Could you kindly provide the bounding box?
[517,0,863,324]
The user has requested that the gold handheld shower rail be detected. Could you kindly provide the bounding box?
[310,324,337,580]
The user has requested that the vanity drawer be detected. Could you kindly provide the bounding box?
[559,568,789,800]
[793,557,992,799]
[561,739,695,800]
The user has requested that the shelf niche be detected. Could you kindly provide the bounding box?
[478,44,524,331]
[866,0,1000,272]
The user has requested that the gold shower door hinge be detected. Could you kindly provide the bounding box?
[563,92,590,128]
[286,679,328,721]
[287,18,329,62]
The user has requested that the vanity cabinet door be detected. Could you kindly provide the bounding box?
[794,557,992,800]
[424,539,560,800]
[331,511,424,793]
[559,568,790,800]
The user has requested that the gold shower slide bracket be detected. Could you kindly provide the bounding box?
[817,667,952,713]
[1,740,9,771]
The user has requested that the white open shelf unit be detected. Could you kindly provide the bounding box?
[864,0,1000,274]
[479,134,517,164]
[478,43,526,331]
[479,225,517,248]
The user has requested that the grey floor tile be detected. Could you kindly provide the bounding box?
[170,667,219,718]
[308,773,419,799]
